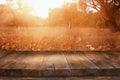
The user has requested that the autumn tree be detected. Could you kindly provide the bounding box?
[5,0,33,27]
[48,2,79,28]
[62,3,79,28]
[0,5,14,26]
[79,0,120,31]
[48,8,64,26]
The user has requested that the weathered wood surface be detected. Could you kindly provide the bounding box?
[65,52,99,76]
[0,51,119,77]
[0,76,120,80]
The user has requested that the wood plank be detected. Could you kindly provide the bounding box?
[0,76,120,80]
[65,52,99,76]
[0,51,119,77]
[54,53,70,76]
[0,51,20,69]
[84,52,120,76]
[40,52,56,77]
[9,52,29,69]
[0,51,13,58]
[4,51,44,69]
[0,51,7,58]
[78,52,99,69]
[101,52,120,68]
[19,51,44,69]
[40,52,70,77]
[0,51,45,77]
[65,52,99,69]
[84,52,114,69]
[19,51,45,77]
[102,52,120,65]
[0,51,25,77]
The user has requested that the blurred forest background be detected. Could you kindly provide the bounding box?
[0,0,120,51]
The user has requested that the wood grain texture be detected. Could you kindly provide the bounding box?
[0,50,13,59]
[40,52,70,77]
[100,52,120,76]
[0,51,119,77]
[64,52,100,76]
[0,51,8,58]
[0,52,20,69]
[84,52,114,69]
[84,51,120,76]
[102,52,120,68]
[0,76,120,80]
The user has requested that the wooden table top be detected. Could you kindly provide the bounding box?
[0,51,119,77]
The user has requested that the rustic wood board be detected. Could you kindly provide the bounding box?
[0,51,119,77]
[64,52,100,76]
[0,51,20,69]
[102,52,120,67]
[84,51,120,76]
[101,52,120,69]
[84,52,114,69]
[0,51,45,77]
[0,51,13,58]
[40,52,70,77]
[0,51,7,58]
[0,76,120,80]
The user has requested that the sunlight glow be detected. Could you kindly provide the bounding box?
[23,0,74,18]
[0,0,74,18]
[0,0,5,4]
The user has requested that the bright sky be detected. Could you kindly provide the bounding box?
[0,0,74,18]
[0,0,5,4]
[23,0,74,18]
[24,0,65,18]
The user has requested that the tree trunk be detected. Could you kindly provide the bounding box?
[107,19,120,32]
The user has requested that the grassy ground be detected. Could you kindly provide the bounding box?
[0,26,120,51]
